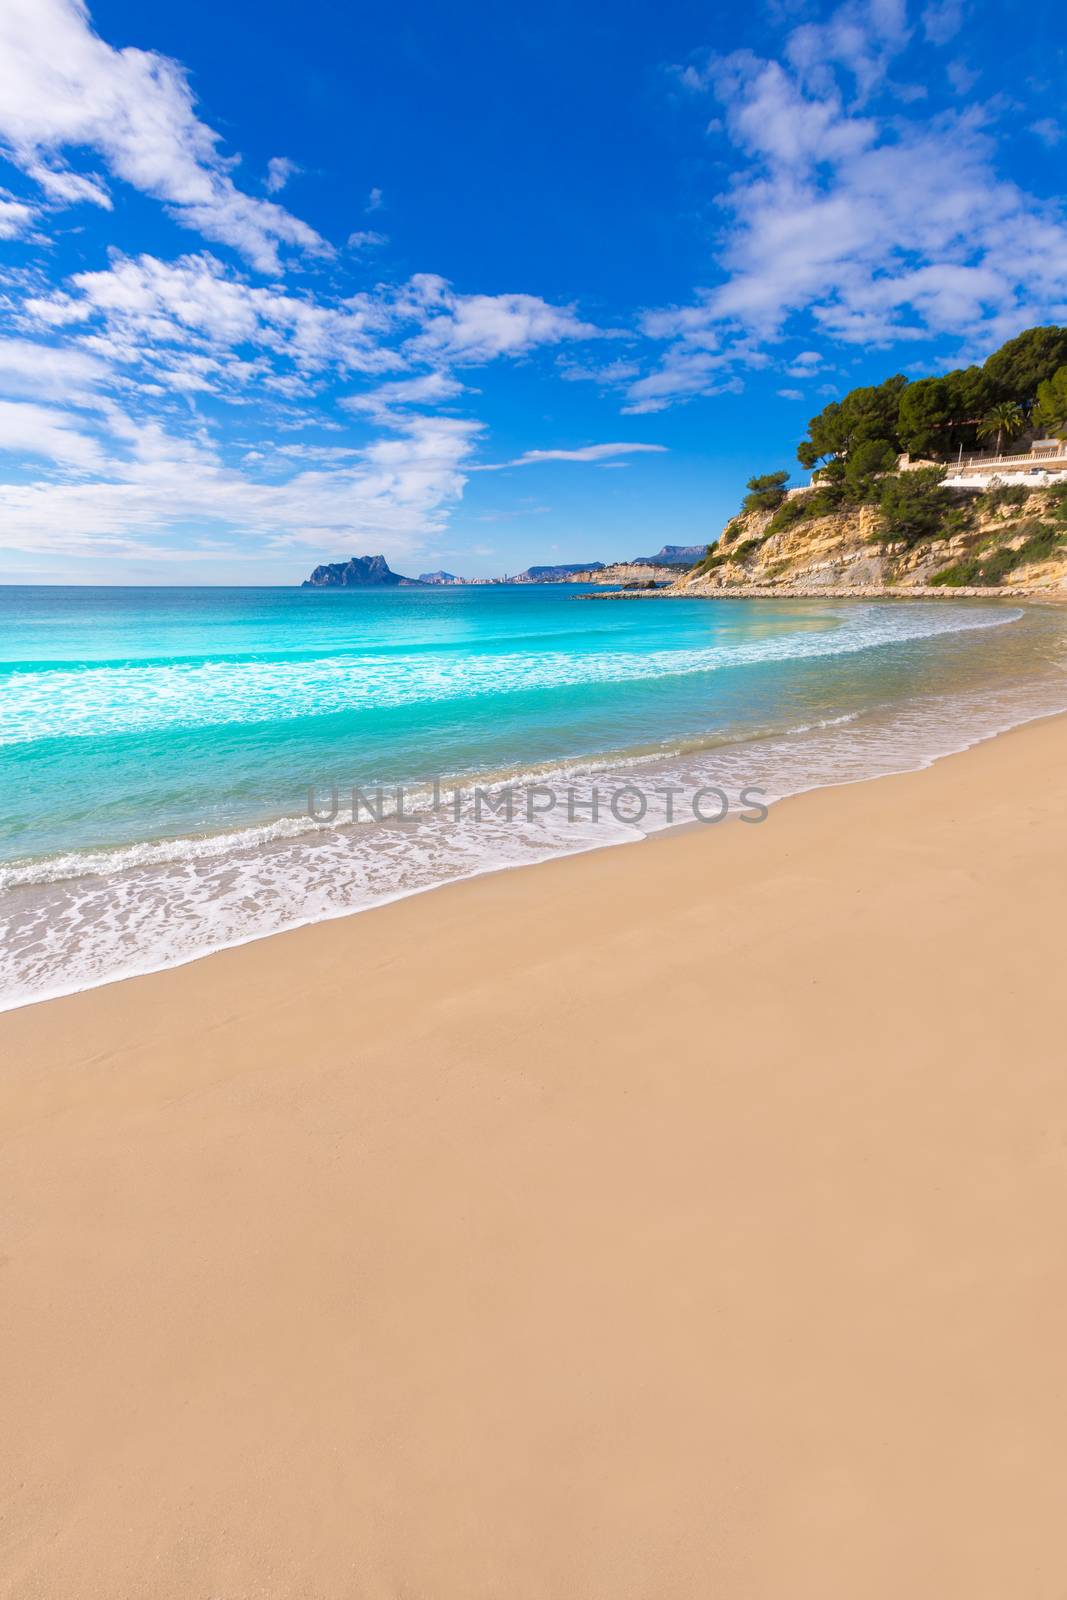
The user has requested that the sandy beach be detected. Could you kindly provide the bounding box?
[2,712,1066,1599]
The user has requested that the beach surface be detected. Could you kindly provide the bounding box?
[2,713,1065,1599]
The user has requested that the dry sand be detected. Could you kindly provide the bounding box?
[2,714,1066,1599]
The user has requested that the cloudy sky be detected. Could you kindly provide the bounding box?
[0,0,1064,582]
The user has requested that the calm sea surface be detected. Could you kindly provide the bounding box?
[2,584,1066,1007]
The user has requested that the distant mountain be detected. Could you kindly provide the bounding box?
[418,570,462,585]
[632,544,706,567]
[302,555,425,588]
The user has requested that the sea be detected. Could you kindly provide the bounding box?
[2,583,1066,1010]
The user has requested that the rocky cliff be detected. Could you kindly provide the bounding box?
[580,562,679,586]
[673,486,1067,597]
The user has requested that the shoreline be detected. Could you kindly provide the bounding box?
[2,686,1064,1016]
[3,711,1067,1596]
[583,583,1065,599]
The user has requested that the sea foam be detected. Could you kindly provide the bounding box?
[3,668,1065,1011]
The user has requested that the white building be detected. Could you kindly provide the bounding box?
[942,440,1067,490]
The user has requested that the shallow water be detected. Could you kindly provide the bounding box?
[2,584,1065,1008]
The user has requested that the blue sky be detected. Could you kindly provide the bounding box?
[0,0,1065,583]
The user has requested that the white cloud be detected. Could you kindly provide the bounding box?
[479,442,667,470]
[623,347,746,414]
[786,0,910,98]
[342,371,466,416]
[402,277,603,363]
[270,443,362,463]
[25,256,606,405]
[0,335,109,402]
[1030,119,1063,149]
[0,4,618,578]
[0,0,327,272]
[26,252,400,382]
[922,0,963,46]
[0,398,104,468]
[0,404,481,559]
[25,160,110,207]
[4,247,609,567]
[628,2,1067,410]
[946,59,979,95]
[265,156,300,194]
[0,191,35,238]
[707,54,877,168]
[777,387,804,399]
[556,357,640,385]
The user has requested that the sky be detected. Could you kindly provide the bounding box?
[0,0,1065,583]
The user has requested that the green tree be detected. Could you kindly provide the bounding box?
[955,364,1001,428]
[897,367,997,459]
[842,438,898,500]
[1033,365,1067,440]
[976,401,1025,455]
[842,375,908,450]
[798,375,907,468]
[797,401,848,468]
[874,467,952,545]
[897,377,953,458]
[983,325,1067,405]
[742,471,790,513]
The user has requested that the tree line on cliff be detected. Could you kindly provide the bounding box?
[693,326,1067,581]
[794,324,1067,472]
[738,326,1067,536]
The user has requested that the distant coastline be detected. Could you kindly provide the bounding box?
[301,546,705,589]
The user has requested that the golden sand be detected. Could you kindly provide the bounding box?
[2,714,1065,1598]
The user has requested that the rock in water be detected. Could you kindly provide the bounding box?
[301,555,425,588]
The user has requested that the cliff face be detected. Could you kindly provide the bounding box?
[675,490,1067,597]
[584,562,679,586]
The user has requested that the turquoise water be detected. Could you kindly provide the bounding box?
[2,584,1066,1007]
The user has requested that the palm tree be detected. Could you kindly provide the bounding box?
[976,401,1025,456]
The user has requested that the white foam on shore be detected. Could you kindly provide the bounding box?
[2,671,1065,1012]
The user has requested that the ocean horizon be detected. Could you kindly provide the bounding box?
[3,582,1066,1010]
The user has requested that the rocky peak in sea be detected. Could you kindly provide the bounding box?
[301,555,425,588]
